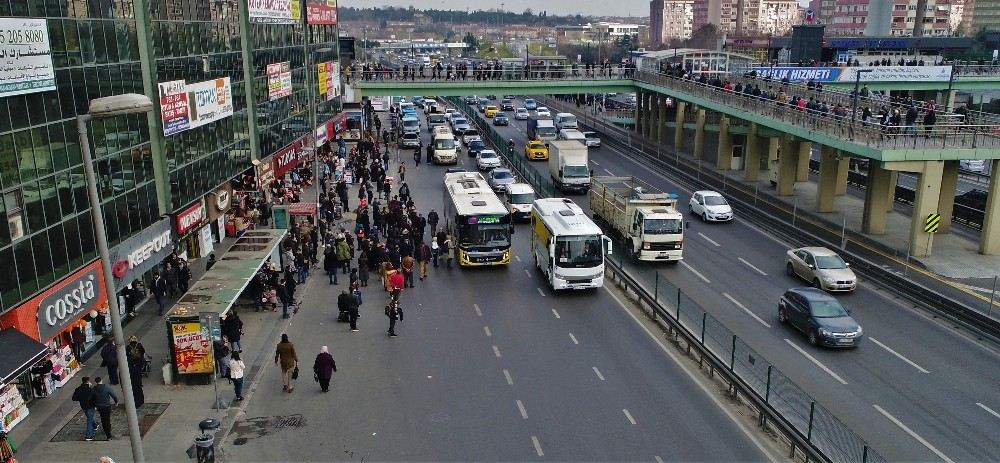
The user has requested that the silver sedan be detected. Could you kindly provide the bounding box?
[785,247,857,292]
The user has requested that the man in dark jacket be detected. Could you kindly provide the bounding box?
[99,339,119,385]
[93,376,118,440]
[222,310,243,352]
[313,346,337,392]
[152,271,168,316]
[338,289,360,331]
[427,209,439,235]
[71,377,98,441]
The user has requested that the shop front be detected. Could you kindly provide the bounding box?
[173,199,209,260]
[0,330,47,433]
[108,217,174,316]
[205,183,234,243]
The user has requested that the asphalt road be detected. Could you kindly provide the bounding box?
[221,109,770,461]
[478,96,1000,462]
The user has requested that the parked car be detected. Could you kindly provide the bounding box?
[688,190,733,222]
[785,247,857,292]
[477,149,502,170]
[514,107,530,120]
[467,139,487,157]
[778,288,863,348]
[492,113,509,126]
[487,168,517,192]
[582,131,601,148]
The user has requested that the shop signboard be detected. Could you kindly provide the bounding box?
[317,61,337,101]
[267,62,293,100]
[34,261,108,342]
[272,138,306,178]
[108,218,173,291]
[306,0,337,25]
[257,157,275,188]
[174,200,207,236]
[287,202,317,216]
[170,322,213,374]
[206,183,234,220]
[248,0,300,24]
[0,18,56,98]
[157,80,190,136]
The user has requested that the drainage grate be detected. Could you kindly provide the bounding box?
[273,415,304,428]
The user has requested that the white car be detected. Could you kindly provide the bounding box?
[688,190,733,222]
[785,247,857,292]
[960,159,987,173]
[536,107,551,117]
[476,149,502,171]
[514,107,529,120]
[487,168,517,192]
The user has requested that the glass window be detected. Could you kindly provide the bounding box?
[32,232,54,289]
[40,175,60,226]
[57,171,75,216]
[102,199,120,245]
[78,211,97,262]
[0,134,17,189]
[13,239,37,296]
[49,223,70,278]
[31,127,54,178]
[72,166,89,215]
[0,247,19,309]
[9,95,29,131]
[0,98,10,133]
[23,182,44,233]
[64,216,83,270]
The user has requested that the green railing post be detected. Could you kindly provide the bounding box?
[862,445,869,463]
[676,288,681,320]
[700,312,707,344]
[764,365,772,403]
[730,335,736,371]
[654,271,659,301]
[807,402,816,441]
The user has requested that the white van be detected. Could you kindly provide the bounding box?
[433,133,458,165]
[558,128,586,143]
[505,183,536,222]
[555,113,578,130]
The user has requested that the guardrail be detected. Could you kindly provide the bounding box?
[450,96,888,463]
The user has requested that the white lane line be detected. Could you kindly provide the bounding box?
[474,304,482,317]
[784,339,848,385]
[551,308,561,319]
[976,402,1000,420]
[492,345,502,358]
[592,366,606,381]
[623,409,637,425]
[680,261,711,284]
[515,255,521,262]
[873,405,955,463]
[503,369,514,385]
[524,269,531,277]
[698,232,720,247]
[655,457,664,463]
[868,337,930,374]
[591,160,600,166]
[531,436,544,457]
[738,257,768,276]
[484,326,492,337]
[516,399,529,419]
[569,332,579,344]
[537,287,546,297]
[604,168,614,175]
[722,293,772,328]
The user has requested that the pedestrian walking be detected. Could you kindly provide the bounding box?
[358,252,369,287]
[338,289,360,331]
[177,260,192,293]
[274,334,298,393]
[99,338,118,385]
[206,253,218,271]
[385,300,400,337]
[230,352,246,401]
[324,245,339,284]
[125,336,146,407]
[427,209,439,235]
[313,346,338,392]
[165,261,179,297]
[151,271,168,316]
[92,377,118,440]
[71,377,97,441]
[401,254,415,288]
[389,266,405,301]
[444,235,454,269]
[222,310,244,352]
[417,241,431,280]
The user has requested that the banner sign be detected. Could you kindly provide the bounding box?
[267,62,292,100]
[0,18,56,98]
[248,0,299,24]
[158,80,190,136]
[272,138,307,178]
[171,322,213,375]
[174,200,207,236]
[306,0,338,25]
[751,66,842,82]
[36,262,107,342]
[317,61,338,101]
[751,65,953,83]
[108,218,173,291]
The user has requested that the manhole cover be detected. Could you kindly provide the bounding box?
[273,415,305,428]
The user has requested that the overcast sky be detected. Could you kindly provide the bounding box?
[341,1,812,19]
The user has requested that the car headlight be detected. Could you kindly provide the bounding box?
[855,326,863,336]
[822,275,835,284]
[642,242,651,250]
[818,328,832,337]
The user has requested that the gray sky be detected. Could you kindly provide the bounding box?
[341,1,811,19]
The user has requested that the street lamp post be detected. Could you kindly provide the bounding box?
[850,68,873,139]
[76,93,155,463]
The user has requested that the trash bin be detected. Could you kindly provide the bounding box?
[194,434,215,463]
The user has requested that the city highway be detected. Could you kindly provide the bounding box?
[478,96,1000,462]
[221,109,771,461]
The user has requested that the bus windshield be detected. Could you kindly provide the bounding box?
[555,235,604,268]
[459,221,510,248]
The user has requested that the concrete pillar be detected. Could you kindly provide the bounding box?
[674,101,686,151]
[657,94,667,143]
[716,117,732,170]
[816,146,838,213]
[937,160,959,234]
[886,171,898,212]
[635,90,644,135]
[796,141,811,182]
[645,93,655,139]
[767,137,779,165]
[693,108,706,159]
[910,161,944,257]
[835,157,850,195]
[650,93,660,141]
[979,159,1000,255]
[744,123,760,182]
[862,163,893,235]
[776,135,797,196]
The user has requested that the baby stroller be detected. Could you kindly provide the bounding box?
[337,306,350,323]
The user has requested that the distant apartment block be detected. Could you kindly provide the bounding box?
[651,0,695,45]
[692,0,800,35]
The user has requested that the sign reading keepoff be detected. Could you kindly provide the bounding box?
[306,0,338,25]
[175,200,206,235]
[108,218,173,291]
[35,262,107,341]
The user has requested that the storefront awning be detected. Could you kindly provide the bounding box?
[0,329,49,383]
[165,229,287,318]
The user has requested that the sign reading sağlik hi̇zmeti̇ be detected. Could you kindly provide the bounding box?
[0,18,56,98]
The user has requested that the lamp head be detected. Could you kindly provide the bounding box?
[89,94,154,118]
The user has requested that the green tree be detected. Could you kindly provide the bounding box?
[463,32,479,50]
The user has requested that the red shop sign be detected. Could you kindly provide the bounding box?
[175,200,206,235]
[272,139,306,178]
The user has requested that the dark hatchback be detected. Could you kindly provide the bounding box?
[467,139,487,157]
[492,113,509,126]
[778,288,863,348]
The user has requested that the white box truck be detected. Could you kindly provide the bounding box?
[548,140,591,194]
[590,176,685,262]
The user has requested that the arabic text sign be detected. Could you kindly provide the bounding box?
[249,0,299,24]
[267,62,292,100]
[187,77,233,129]
[306,0,338,25]
[0,18,56,98]
[158,80,190,136]
[837,66,952,83]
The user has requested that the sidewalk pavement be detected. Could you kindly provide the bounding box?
[8,163,350,463]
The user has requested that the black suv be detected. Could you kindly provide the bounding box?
[500,99,515,111]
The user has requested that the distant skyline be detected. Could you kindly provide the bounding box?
[342,1,812,19]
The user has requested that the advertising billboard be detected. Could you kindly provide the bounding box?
[0,18,56,98]
[159,77,233,136]
[158,80,190,136]
[306,0,338,25]
[171,322,213,375]
[249,0,300,24]
[267,62,293,100]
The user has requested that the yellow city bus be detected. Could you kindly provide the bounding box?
[443,172,513,266]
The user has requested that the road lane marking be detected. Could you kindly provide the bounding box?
[623,409,637,425]
[680,261,711,284]
[784,339,848,385]
[593,366,605,381]
[503,369,513,385]
[537,287,546,297]
[484,326,492,337]
[551,308,561,319]
[516,399,528,419]
[722,293,772,328]
[591,160,600,166]
[698,232,720,247]
[604,168,614,175]
[868,337,930,374]
[569,332,579,344]
[474,304,482,317]
[655,457,664,463]
[738,257,768,276]
[492,345,502,358]
[525,269,531,277]
[515,255,521,262]
[531,436,544,457]
[873,405,955,463]
[976,402,1000,420]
